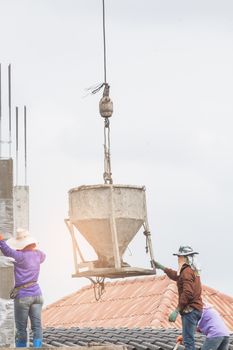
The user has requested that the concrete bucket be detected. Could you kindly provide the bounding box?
[67,184,155,278]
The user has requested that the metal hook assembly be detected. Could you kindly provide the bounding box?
[99,83,113,184]
[99,83,113,119]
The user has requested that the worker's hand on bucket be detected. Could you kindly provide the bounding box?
[176,335,183,344]
[152,260,166,271]
[168,309,179,322]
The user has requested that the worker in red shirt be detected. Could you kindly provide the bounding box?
[153,245,203,350]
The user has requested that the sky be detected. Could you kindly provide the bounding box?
[0,0,233,305]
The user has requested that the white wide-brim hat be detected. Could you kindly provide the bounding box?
[7,228,38,250]
[173,245,199,256]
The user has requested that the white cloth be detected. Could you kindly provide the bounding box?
[0,256,15,267]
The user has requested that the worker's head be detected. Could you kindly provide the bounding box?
[173,245,200,274]
[7,228,38,250]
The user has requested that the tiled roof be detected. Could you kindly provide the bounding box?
[43,275,233,330]
[40,327,233,349]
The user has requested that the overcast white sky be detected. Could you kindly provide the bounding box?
[0,0,233,305]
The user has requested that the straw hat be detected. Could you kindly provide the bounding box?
[7,228,37,250]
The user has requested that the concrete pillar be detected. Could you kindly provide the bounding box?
[14,185,29,230]
[0,159,14,238]
[0,159,15,347]
[0,257,14,298]
[0,158,14,297]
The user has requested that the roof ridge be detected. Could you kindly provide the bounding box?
[43,289,81,310]
[202,284,233,302]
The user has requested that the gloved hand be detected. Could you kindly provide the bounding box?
[176,335,183,344]
[168,308,179,322]
[152,260,166,271]
[0,233,4,240]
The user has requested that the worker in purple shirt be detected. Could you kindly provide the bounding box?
[177,304,229,350]
[0,229,46,348]
[197,304,230,350]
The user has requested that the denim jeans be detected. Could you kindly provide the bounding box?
[14,295,44,343]
[202,336,229,350]
[182,309,202,350]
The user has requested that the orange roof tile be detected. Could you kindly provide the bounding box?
[42,275,233,330]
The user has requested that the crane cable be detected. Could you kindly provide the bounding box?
[99,0,113,184]
[87,0,108,94]
[88,0,107,95]
[102,0,107,84]
[89,0,113,299]
[88,1,113,184]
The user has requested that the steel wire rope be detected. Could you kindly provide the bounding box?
[101,0,113,184]
[84,0,108,94]
[90,0,112,296]
[102,0,107,84]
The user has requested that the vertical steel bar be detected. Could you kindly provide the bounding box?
[16,106,18,185]
[8,64,12,157]
[24,105,27,185]
[0,63,2,158]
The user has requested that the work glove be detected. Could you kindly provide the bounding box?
[152,260,166,271]
[168,308,179,322]
[0,233,4,240]
[176,335,183,344]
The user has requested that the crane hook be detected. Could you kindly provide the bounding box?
[99,83,113,119]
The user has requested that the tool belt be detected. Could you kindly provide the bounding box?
[10,281,37,299]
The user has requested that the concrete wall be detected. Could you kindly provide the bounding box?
[0,159,14,238]
[0,261,14,299]
[14,185,29,230]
